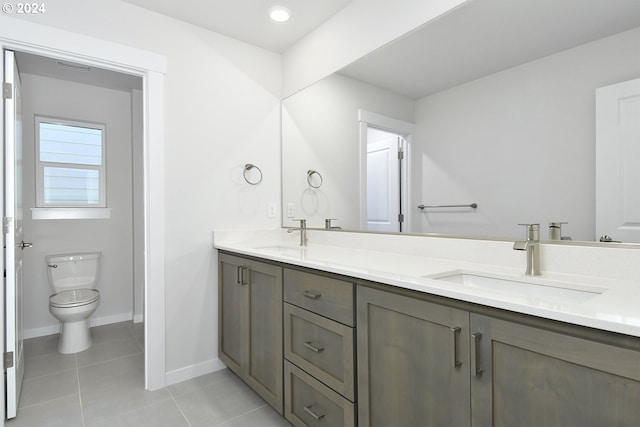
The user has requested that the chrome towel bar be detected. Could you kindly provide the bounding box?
[418,203,478,209]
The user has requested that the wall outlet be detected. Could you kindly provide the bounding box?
[268,203,277,218]
[287,203,295,218]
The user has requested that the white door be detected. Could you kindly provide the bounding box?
[366,128,401,232]
[596,78,640,243]
[4,49,26,419]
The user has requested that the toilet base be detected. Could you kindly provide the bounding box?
[58,319,93,354]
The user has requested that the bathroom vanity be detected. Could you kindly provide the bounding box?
[215,230,640,426]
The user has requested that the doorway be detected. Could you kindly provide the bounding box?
[17,51,144,329]
[358,109,414,232]
[5,49,144,418]
[1,19,166,425]
[366,127,406,232]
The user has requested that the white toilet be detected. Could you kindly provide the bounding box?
[46,252,101,354]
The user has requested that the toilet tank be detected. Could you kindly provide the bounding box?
[46,252,102,293]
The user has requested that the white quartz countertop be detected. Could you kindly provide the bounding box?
[213,229,640,338]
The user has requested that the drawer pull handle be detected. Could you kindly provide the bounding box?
[303,290,322,300]
[236,266,248,285]
[304,404,325,420]
[304,341,325,353]
[471,332,483,377]
[450,326,462,369]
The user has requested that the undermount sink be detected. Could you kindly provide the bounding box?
[428,270,606,304]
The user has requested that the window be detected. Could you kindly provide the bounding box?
[35,117,106,208]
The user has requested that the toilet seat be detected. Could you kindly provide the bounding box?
[49,289,100,308]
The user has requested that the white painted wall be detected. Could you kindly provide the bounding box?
[412,27,640,241]
[282,73,413,229]
[282,0,468,96]
[20,74,136,337]
[7,0,281,379]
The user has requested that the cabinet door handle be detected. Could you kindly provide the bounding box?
[304,341,325,353]
[450,326,462,369]
[304,404,325,420]
[471,332,483,377]
[303,290,321,299]
[236,266,248,285]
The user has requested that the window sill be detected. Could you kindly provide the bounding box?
[31,207,112,220]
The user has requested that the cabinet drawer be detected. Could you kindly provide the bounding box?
[285,303,355,400]
[285,361,356,427]
[284,269,354,326]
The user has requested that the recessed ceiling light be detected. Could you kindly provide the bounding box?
[269,5,291,23]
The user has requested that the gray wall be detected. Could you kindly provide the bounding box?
[21,73,138,337]
[412,27,640,240]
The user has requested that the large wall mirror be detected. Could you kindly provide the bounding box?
[282,0,640,243]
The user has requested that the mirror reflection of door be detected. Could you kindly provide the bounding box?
[596,77,640,243]
[366,127,406,232]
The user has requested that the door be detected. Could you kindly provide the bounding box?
[366,128,402,232]
[244,259,283,413]
[218,253,283,413]
[218,254,245,374]
[3,49,25,419]
[357,286,470,427]
[470,314,640,426]
[596,78,640,243]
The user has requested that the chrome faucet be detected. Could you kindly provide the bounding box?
[549,221,570,240]
[287,219,307,246]
[324,218,341,230]
[513,223,541,276]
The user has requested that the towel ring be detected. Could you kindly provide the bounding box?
[243,163,263,185]
[307,169,323,188]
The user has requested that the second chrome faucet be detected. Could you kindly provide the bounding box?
[513,223,541,276]
[288,219,307,246]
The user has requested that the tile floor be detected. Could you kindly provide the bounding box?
[8,321,291,427]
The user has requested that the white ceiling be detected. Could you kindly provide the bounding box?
[121,0,354,53]
[14,0,353,91]
[340,0,640,99]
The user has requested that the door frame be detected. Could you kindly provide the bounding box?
[358,109,414,232]
[0,15,167,402]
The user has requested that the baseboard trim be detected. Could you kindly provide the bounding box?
[24,312,134,339]
[165,357,226,386]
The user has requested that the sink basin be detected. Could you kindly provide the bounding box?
[428,270,606,304]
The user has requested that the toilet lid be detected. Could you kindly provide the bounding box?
[50,289,100,308]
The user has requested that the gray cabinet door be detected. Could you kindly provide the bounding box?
[357,285,471,427]
[245,258,283,412]
[218,253,283,414]
[471,313,640,426]
[219,254,245,375]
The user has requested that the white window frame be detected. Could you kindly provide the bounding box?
[35,115,107,208]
